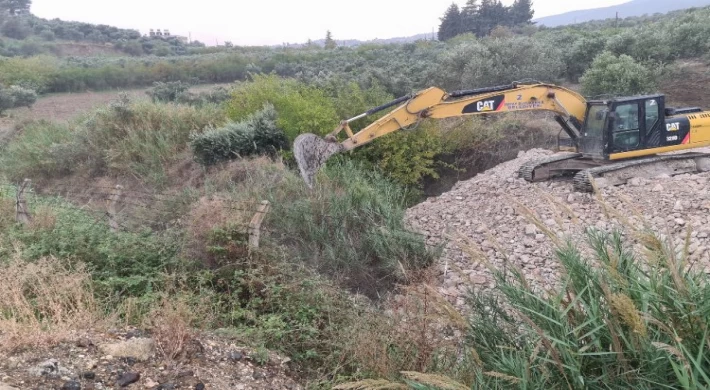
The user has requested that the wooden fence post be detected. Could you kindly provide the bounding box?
[15,179,31,225]
[248,200,271,250]
[107,185,123,233]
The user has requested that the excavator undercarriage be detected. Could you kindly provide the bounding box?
[518,152,710,192]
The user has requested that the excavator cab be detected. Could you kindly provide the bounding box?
[579,95,666,159]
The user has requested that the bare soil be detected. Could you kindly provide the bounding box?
[0,327,301,390]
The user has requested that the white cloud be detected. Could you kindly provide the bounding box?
[30,0,629,45]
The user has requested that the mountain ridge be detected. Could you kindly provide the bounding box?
[535,0,710,26]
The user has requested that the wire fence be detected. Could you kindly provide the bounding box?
[5,179,436,248]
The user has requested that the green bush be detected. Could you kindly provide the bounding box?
[580,52,658,97]
[225,74,339,141]
[0,194,181,299]
[7,85,37,108]
[353,123,446,187]
[146,81,191,103]
[0,85,37,114]
[190,104,287,166]
[175,86,232,107]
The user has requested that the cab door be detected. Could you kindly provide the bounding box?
[609,101,642,153]
[579,103,608,157]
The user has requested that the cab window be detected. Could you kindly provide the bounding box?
[645,98,660,130]
[584,105,607,137]
[612,103,640,150]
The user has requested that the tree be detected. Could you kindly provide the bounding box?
[324,30,336,49]
[0,0,30,16]
[477,0,508,35]
[1,18,29,39]
[438,3,463,41]
[461,0,480,36]
[580,52,658,97]
[509,0,534,26]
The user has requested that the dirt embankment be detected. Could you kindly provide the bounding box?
[407,149,710,307]
[0,328,301,390]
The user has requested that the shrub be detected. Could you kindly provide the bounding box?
[353,123,446,187]
[1,18,31,39]
[225,74,339,141]
[175,86,232,107]
[1,198,182,299]
[146,81,191,103]
[7,85,37,108]
[0,85,37,114]
[190,104,287,166]
[39,29,55,41]
[580,51,658,97]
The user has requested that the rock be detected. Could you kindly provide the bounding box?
[177,370,194,378]
[0,385,19,390]
[156,384,175,390]
[652,184,664,192]
[28,359,71,378]
[252,370,266,380]
[524,224,537,236]
[628,177,642,186]
[675,218,686,226]
[194,384,205,390]
[228,351,244,361]
[76,338,94,348]
[82,372,96,380]
[99,338,154,361]
[144,378,159,388]
[116,372,140,387]
[62,381,81,390]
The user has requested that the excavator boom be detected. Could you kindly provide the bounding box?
[294,82,587,187]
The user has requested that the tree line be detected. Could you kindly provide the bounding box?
[438,0,534,41]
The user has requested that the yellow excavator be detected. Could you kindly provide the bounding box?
[294,81,710,192]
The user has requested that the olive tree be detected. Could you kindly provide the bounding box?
[580,51,658,97]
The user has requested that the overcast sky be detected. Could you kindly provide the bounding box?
[31,0,629,46]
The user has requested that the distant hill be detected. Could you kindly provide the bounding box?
[535,0,710,27]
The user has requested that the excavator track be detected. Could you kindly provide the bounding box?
[572,152,710,193]
[519,153,583,182]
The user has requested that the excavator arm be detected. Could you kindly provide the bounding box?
[294,82,589,187]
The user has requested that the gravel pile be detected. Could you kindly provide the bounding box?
[406,149,710,307]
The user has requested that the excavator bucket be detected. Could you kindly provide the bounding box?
[293,133,344,188]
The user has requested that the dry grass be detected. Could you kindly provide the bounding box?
[0,252,100,353]
[344,277,473,385]
[144,294,206,361]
